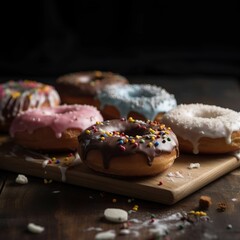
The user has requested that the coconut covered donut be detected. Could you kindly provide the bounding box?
[0,80,60,131]
[55,71,128,107]
[97,84,177,121]
[78,118,179,177]
[162,103,240,154]
[10,105,103,151]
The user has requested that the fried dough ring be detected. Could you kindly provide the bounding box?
[162,104,240,154]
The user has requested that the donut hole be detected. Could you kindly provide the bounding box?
[194,110,222,119]
[123,127,148,137]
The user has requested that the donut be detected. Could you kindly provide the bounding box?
[162,103,240,154]
[55,71,128,107]
[0,80,60,131]
[78,118,179,177]
[96,84,177,121]
[10,104,103,151]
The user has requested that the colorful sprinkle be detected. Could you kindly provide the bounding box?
[133,142,138,148]
[133,205,139,211]
[118,139,124,145]
[119,145,126,151]
[189,210,207,216]
[128,117,135,123]
[149,128,155,134]
[158,181,163,186]
[106,132,113,137]
[147,142,153,147]
[130,139,136,144]
[85,130,91,135]
[11,91,20,98]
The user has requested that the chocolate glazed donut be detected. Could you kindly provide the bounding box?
[56,71,128,107]
[78,118,179,177]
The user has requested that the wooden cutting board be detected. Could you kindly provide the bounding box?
[0,135,239,205]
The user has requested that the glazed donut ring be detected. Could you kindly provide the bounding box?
[0,80,60,131]
[97,84,177,121]
[10,105,103,151]
[78,118,179,177]
[162,104,240,154]
[56,71,128,107]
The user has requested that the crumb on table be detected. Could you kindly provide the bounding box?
[199,195,212,209]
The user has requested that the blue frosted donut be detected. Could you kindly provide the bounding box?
[97,84,177,121]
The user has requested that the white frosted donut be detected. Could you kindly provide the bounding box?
[162,103,240,154]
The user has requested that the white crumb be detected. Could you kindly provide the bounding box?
[129,218,142,223]
[167,171,184,178]
[175,171,184,178]
[15,174,28,184]
[149,223,169,236]
[95,230,116,240]
[119,229,131,235]
[86,227,103,232]
[104,208,128,223]
[188,163,200,169]
[167,172,175,177]
[27,223,45,234]
[52,190,60,194]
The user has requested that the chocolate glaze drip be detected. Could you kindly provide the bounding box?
[56,71,128,97]
[78,119,179,169]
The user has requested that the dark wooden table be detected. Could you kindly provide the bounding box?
[0,77,240,240]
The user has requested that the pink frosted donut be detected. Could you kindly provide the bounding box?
[10,104,103,151]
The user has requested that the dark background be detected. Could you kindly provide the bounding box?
[0,1,240,81]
